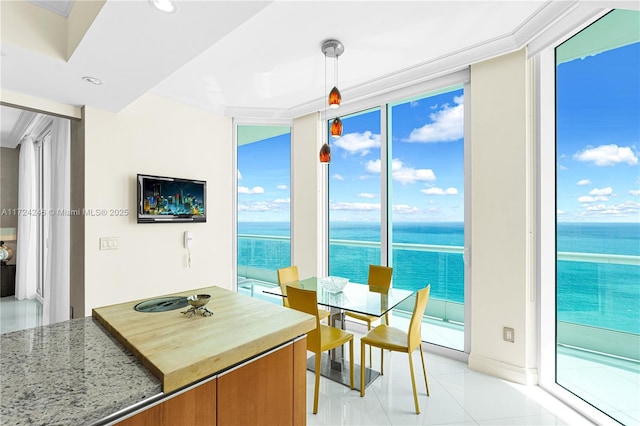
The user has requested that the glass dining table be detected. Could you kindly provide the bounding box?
[263,277,415,391]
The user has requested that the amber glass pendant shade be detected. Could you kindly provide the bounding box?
[328,87,341,109]
[330,117,343,138]
[319,143,331,163]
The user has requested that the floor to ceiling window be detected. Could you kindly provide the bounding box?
[327,108,382,284]
[326,74,468,352]
[236,125,291,296]
[555,9,639,424]
[389,87,465,351]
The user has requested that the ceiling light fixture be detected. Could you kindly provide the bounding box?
[320,39,345,163]
[149,0,177,13]
[82,76,103,85]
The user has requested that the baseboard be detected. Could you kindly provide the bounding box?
[468,352,539,385]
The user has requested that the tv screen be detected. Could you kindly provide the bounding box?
[137,174,206,223]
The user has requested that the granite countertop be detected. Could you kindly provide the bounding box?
[0,317,162,426]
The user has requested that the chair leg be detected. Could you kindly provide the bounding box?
[381,346,384,375]
[419,343,429,396]
[408,351,420,414]
[367,322,372,367]
[313,354,321,414]
[360,340,366,397]
[349,339,354,389]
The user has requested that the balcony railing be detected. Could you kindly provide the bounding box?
[238,234,640,360]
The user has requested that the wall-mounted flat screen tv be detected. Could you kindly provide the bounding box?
[137,174,206,223]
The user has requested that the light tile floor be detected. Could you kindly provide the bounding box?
[0,296,42,334]
[304,328,594,426]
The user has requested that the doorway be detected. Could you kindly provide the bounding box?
[0,104,71,331]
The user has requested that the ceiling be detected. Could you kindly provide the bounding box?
[0,0,619,147]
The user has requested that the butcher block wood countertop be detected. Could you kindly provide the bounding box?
[92,285,315,393]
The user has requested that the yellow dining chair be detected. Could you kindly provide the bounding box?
[359,285,431,414]
[277,266,330,322]
[345,265,393,364]
[286,285,355,414]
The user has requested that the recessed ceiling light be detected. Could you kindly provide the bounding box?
[149,0,177,13]
[82,76,103,85]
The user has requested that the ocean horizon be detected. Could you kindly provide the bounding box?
[238,221,640,334]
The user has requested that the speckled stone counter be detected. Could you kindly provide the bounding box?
[0,317,162,426]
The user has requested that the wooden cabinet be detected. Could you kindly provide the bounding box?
[117,337,307,426]
[117,377,216,426]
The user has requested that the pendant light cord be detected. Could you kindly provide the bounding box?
[324,50,327,145]
[334,54,338,89]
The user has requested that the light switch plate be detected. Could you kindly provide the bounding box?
[100,237,119,250]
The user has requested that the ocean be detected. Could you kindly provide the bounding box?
[238,222,640,334]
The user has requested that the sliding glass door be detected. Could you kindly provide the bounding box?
[555,9,639,423]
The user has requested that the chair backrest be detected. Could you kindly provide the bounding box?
[277,266,299,307]
[368,265,393,290]
[407,285,431,350]
[278,265,299,284]
[286,285,321,353]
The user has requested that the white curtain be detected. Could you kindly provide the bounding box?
[43,119,70,325]
[15,136,38,300]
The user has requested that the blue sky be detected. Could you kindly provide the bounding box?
[238,42,639,224]
[556,42,639,223]
[328,89,464,223]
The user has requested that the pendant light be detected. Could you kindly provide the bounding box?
[320,39,345,163]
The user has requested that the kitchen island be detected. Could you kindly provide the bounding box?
[1,286,315,425]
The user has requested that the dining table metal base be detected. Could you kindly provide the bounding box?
[307,353,380,392]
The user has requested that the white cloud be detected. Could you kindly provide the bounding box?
[333,174,344,181]
[237,202,271,212]
[574,144,638,166]
[583,200,640,217]
[333,131,381,156]
[557,209,565,215]
[237,170,243,180]
[406,96,464,143]
[630,189,640,196]
[357,193,375,198]
[330,202,380,212]
[421,187,458,195]
[578,195,608,203]
[238,198,290,213]
[277,184,287,190]
[365,158,436,185]
[589,187,613,196]
[392,204,419,214]
[238,186,264,194]
[577,179,591,186]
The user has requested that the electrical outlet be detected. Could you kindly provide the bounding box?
[503,327,514,343]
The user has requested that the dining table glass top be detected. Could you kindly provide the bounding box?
[264,277,415,317]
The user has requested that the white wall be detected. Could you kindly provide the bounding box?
[468,48,538,384]
[82,93,233,315]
